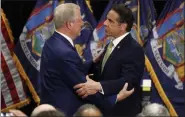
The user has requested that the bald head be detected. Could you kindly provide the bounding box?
[74,104,102,117]
[31,104,56,116]
[80,108,102,116]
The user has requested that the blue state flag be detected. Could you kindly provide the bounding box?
[14,0,59,96]
[145,0,184,116]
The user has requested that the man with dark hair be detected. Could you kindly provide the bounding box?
[74,104,102,117]
[74,4,145,116]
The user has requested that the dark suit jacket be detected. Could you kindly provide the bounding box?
[40,32,116,116]
[93,33,145,116]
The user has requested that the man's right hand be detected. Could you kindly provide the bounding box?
[117,83,134,102]
[74,76,101,98]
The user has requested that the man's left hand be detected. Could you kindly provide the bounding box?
[74,76,101,98]
[92,49,104,63]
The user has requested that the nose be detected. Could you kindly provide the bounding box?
[81,21,85,29]
[80,21,86,31]
[104,19,108,26]
[81,20,84,26]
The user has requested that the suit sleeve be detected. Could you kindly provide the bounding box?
[58,51,116,108]
[100,47,145,95]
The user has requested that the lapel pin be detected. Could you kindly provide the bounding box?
[117,46,120,49]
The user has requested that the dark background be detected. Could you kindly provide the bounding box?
[2,0,166,43]
[1,0,166,115]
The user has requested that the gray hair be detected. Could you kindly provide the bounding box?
[54,3,80,29]
[138,103,170,116]
[73,104,103,117]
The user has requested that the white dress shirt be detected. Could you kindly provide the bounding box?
[55,30,74,47]
[111,32,129,52]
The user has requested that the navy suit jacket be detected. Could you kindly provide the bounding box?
[92,34,145,116]
[40,32,116,116]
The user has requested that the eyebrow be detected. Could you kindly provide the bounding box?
[107,17,114,23]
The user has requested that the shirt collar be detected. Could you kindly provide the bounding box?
[55,30,74,47]
[112,32,129,47]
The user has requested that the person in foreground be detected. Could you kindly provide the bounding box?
[8,104,65,117]
[40,3,134,116]
[73,104,102,117]
[137,103,170,116]
[74,4,145,116]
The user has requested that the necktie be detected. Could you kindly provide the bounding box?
[101,41,113,72]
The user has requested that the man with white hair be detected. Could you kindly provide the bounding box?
[40,3,134,116]
[138,103,170,116]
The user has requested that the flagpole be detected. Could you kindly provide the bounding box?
[137,0,143,46]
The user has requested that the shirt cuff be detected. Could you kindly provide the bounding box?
[99,83,104,95]
[115,96,118,104]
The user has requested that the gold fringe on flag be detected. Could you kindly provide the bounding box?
[1,99,31,112]
[12,54,40,105]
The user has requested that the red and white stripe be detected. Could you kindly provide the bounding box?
[1,29,27,109]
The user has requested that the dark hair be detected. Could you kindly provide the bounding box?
[34,110,65,117]
[73,104,102,117]
[111,4,134,32]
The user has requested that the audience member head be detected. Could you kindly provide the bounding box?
[74,104,102,117]
[138,103,170,116]
[33,110,65,116]
[31,104,64,116]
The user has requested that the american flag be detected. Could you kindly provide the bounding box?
[1,9,39,112]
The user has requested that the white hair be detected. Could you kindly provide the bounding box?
[138,103,170,116]
[54,3,80,29]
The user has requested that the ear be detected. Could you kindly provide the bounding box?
[120,23,127,31]
[66,21,74,29]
